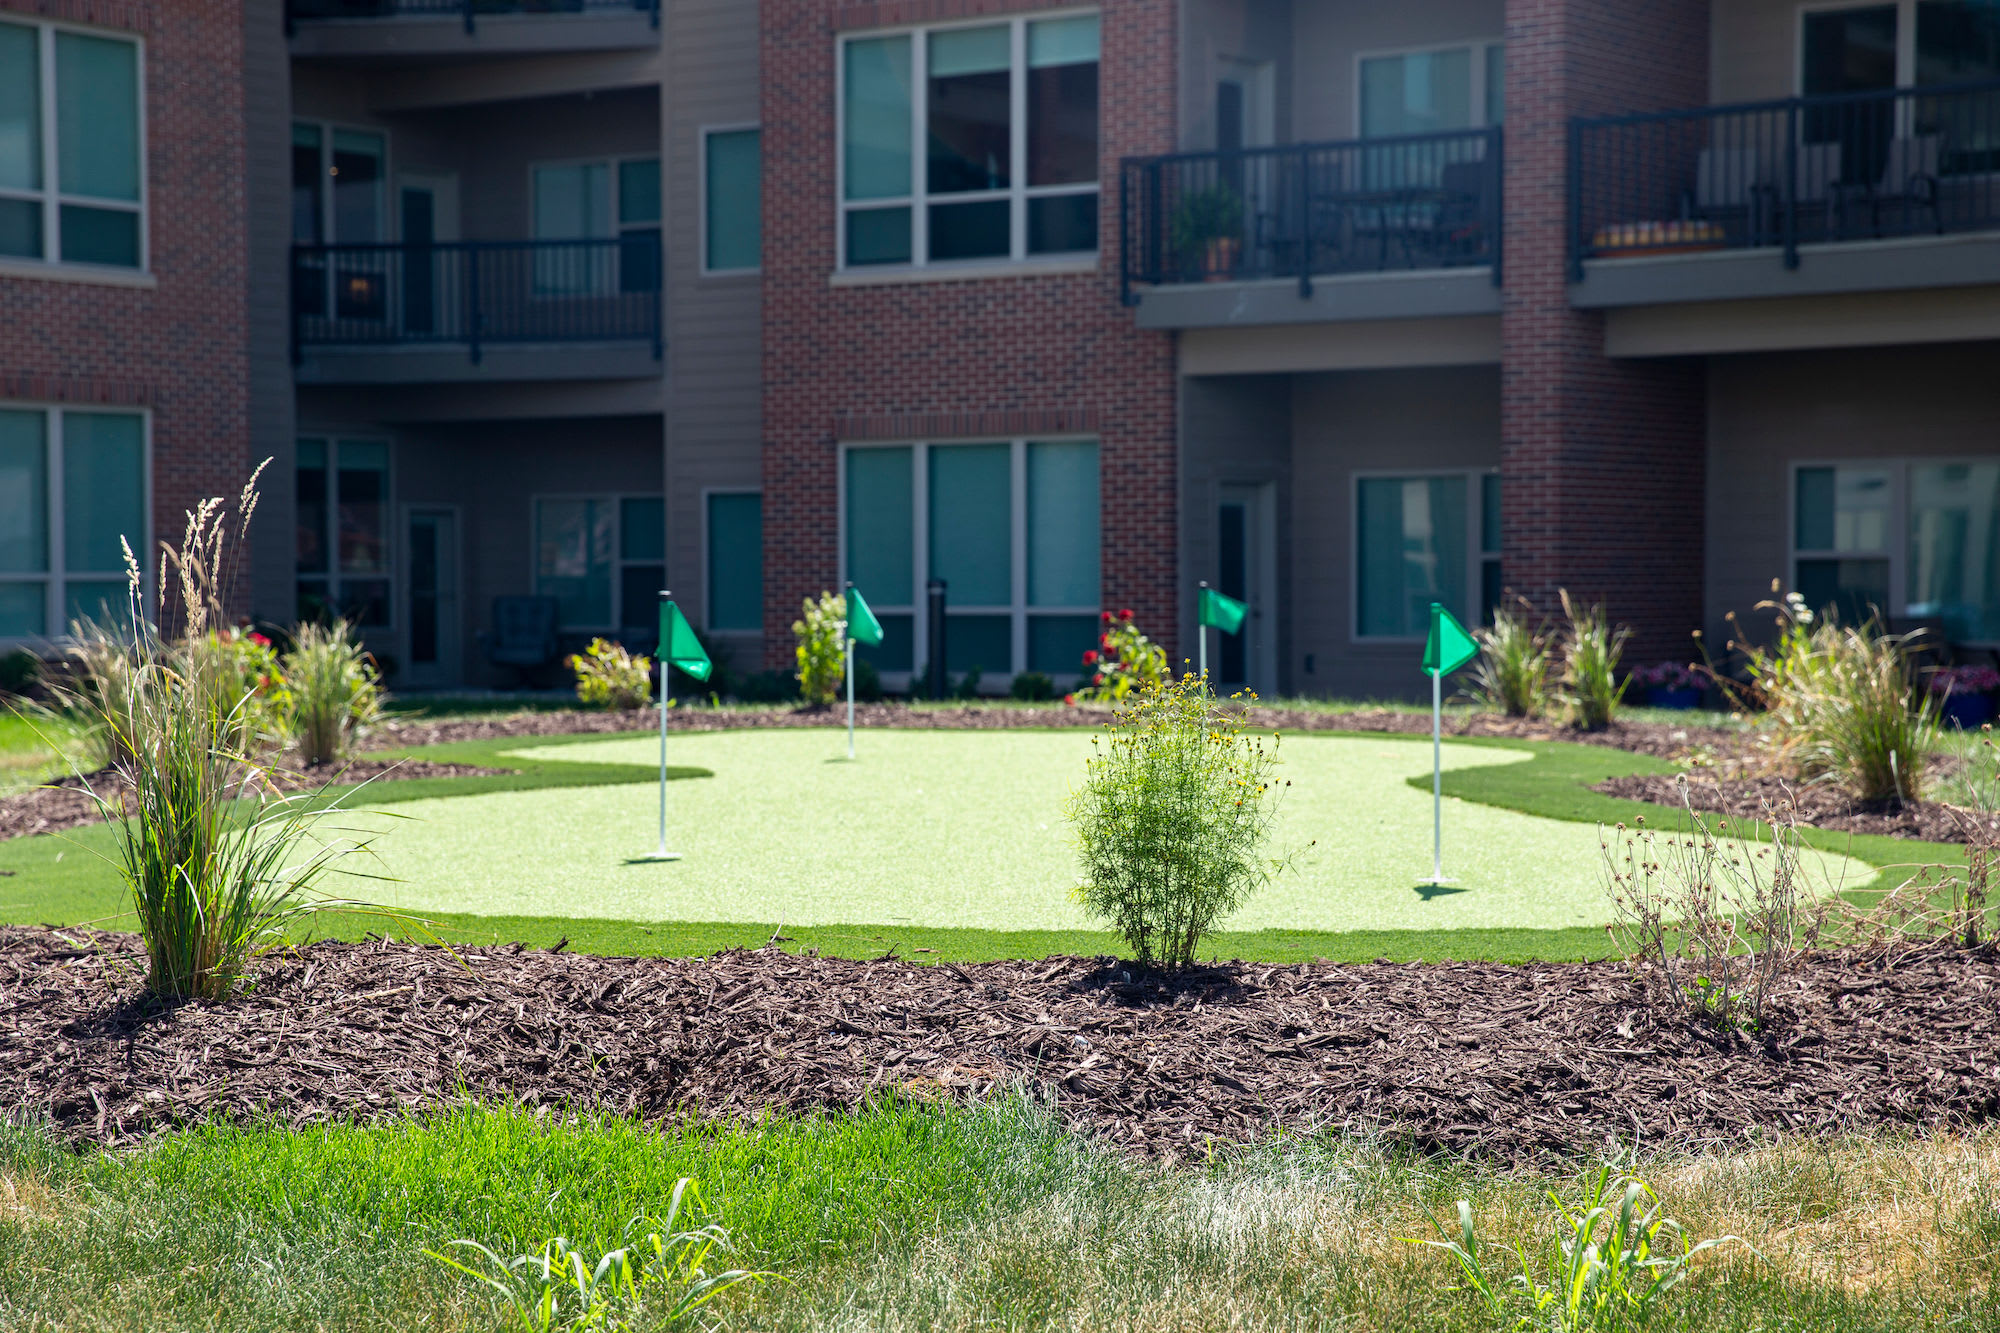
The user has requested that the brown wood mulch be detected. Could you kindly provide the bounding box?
[0,757,503,843]
[3,927,1994,1161]
[365,703,1733,761]
[1593,773,2000,844]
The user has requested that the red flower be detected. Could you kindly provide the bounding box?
[1100,610,1114,624]
[1082,649,1099,665]
[249,632,271,647]
[1099,634,1111,649]
[1119,609,1133,621]
[1093,671,1106,684]
[1063,693,1076,706]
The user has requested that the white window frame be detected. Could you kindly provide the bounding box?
[701,486,763,634]
[0,403,153,646]
[835,8,1101,274]
[836,436,1101,685]
[699,124,762,276]
[1353,37,1505,138]
[1788,456,2000,646]
[1350,466,1499,644]
[528,492,666,634]
[0,17,148,275]
[296,434,396,632]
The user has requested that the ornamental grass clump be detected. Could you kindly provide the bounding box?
[1556,590,1630,731]
[63,468,387,1000]
[1067,674,1292,968]
[1466,600,1554,717]
[284,618,384,766]
[567,637,652,712]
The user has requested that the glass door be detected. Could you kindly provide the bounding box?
[1217,483,1275,696]
[405,507,459,687]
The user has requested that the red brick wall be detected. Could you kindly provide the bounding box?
[1500,0,1710,665]
[759,0,1179,671]
[0,0,254,620]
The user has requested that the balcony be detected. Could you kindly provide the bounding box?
[1571,79,2000,311]
[292,237,662,385]
[285,0,659,61]
[1119,129,1503,331]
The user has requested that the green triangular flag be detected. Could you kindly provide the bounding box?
[660,599,712,682]
[1421,602,1479,678]
[1198,586,1247,634]
[846,587,883,647]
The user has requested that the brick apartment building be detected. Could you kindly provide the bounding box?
[3,0,1999,699]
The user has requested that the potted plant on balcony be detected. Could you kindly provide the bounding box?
[1630,660,1708,710]
[1169,183,1245,281]
[1928,664,2000,730]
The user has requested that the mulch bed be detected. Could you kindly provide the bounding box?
[3,928,1994,1161]
[1594,773,2000,844]
[367,703,1734,762]
[0,757,503,843]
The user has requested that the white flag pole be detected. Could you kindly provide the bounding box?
[1197,580,1209,688]
[1431,664,1444,884]
[651,589,679,861]
[843,583,856,760]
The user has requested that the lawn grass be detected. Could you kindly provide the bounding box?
[0,1099,1991,1332]
[0,709,91,798]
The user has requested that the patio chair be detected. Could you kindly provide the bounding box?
[1831,135,1942,238]
[1686,146,1769,246]
[1423,158,1495,265]
[480,595,562,685]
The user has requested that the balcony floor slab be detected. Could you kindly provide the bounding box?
[296,341,662,386]
[1573,229,2000,309]
[1133,267,1499,331]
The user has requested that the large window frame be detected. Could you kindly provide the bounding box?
[1353,37,1505,139]
[700,124,762,276]
[835,9,1101,273]
[527,153,662,296]
[0,17,147,274]
[702,486,764,634]
[838,437,1101,683]
[0,403,152,644]
[1789,457,2000,645]
[296,435,395,632]
[1350,467,1501,643]
[529,492,666,635]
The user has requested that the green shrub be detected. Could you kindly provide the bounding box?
[736,669,798,704]
[0,649,38,698]
[853,655,883,703]
[1010,670,1056,702]
[283,619,384,766]
[1555,590,1630,731]
[69,473,382,1000]
[953,666,985,700]
[1072,611,1169,704]
[1168,183,1244,266]
[1067,674,1291,968]
[429,1177,770,1333]
[1734,590,1938,802]
[1466,601,1553,717]
[793,592,846,707]
[568,637,653,712]
[1410,1163,1739,1332]
[201,624,290,752]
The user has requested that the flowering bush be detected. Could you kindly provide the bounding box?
[792,592,846,707]
[201,623,289,751]
[1928,664,2000,696]
[1070,610,1168,704]
[568,638,653,711]
[1630,661,1706,692]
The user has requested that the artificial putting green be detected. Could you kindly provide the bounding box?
[314,729,1868,935]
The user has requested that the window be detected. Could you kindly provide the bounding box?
[530,156,660,295]
[706,491,762,631]
[0,407,147,639]
[839,12,1099,268]
[0,19,143,270]
[532,495,664,633]
[297,437,391,629]
[703,127,761,273]
[1354,470,1497,639]
[1795,460,2000,643]
[842,439,1099,677]
[1801,1,2000,93]
[292,122,387,319]
[1357,40,1504,138]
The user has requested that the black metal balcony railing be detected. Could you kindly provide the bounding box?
[1571,78,2000,273]
[285,0,658,34]
[291,237,662,364]
[1120,127,1502,302]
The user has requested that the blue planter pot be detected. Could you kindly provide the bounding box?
[1646,685,1703,710]
[1941,692,1995,730]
